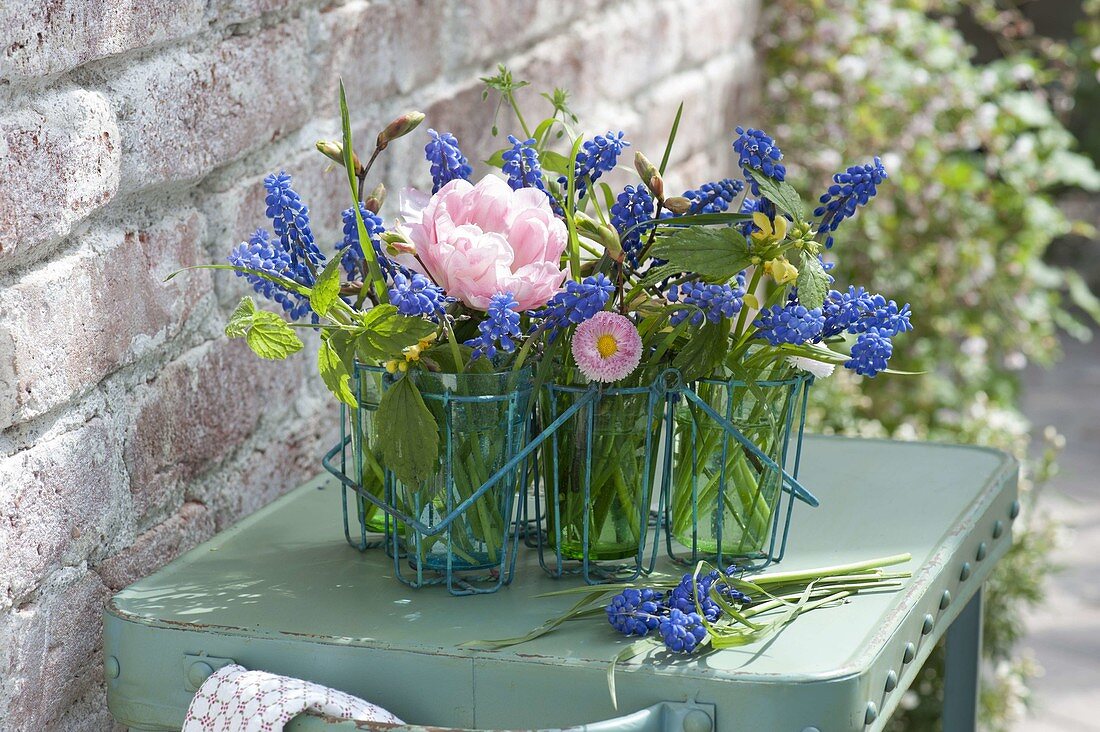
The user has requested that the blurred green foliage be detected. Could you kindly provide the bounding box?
[759,1,1099,729]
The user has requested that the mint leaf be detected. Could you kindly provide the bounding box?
[318,335,357,406]
[224,296,304,359]
[310,256,343,317]
[750,175,805,221]
[225,296,257,338]
[375,376,439,488]
[246,311,303,359]
[648,228,752,281]
[797,251,829,310]
[356,305,437,362]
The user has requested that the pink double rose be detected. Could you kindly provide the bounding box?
[394,175,568,311]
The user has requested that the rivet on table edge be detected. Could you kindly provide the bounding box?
[105,656,120,680]
[959,562,971,581]
[885,670,898,692]
[940,590,951,610]
[681,708,712,732]
[800,728,820,732]
[976,542,988,561]
[903,642,916,663]
[922,614,934,635]
[864,702,878,725]
[992,520,1004,539]
[188,661,215,689]
[1009,500,1020,520]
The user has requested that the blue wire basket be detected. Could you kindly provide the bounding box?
[663,372,818,570]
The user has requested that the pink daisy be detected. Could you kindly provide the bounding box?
[572,311,643,383]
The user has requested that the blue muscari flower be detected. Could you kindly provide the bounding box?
[228,229,311,319]
[732,126,786,195]
[501,135,545,192]
[560,131,629,201]
[529,273,614,337]
[387,272,451,322]
[668,571,723,623]
[682,178,744,214]
[754,301,825,345]
[610,185,655,267]
[821,286,875,338]
[606,588,663,638]
[337,204,401,281]
[813,157,888,248]
[425,129,473,193]
[465,292,522,360]
[658,609,708,654]
[264,171,324,284]
[849,294,912,338]
[667,276,746,326]
[845,328,893,377]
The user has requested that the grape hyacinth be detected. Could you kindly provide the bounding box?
[667,571,722,623]
[610,185,655,267]
[813,157,888,248]
[849,294,913,337]
[732,127,786,195]
[667,276,746,326]
[425,129,473,193]
[336,204,397,280]
[606,588,663,637]
[658,609,708,654]
[387,272,451,322]
[682,178,744,215]
[264,172,324,282]
[529,273,614,337]
[465,292,522,360]
[821,286,875,338]
[560,131,629,201]
[228,229,312,320]
[501,135,546,192]
[845,328,894,378]
[754,302,825,345]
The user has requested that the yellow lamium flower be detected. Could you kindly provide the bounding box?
[750,212,788,245]
[765,256,799,284]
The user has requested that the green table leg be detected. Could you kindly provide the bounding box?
[943,588,982,732]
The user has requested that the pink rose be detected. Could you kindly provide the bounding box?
[394,176,568,311]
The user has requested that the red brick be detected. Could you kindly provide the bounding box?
[0,0,206,80]
[0,569,111,729]
[0,421,123,607]
[0,88,120,270]
[0,210,212,430]
[124,338,302,527]
[95,501,215,591]
[95,22,312,192]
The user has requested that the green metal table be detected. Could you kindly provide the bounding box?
[103,436,1018,731]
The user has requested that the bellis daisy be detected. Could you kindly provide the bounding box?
[572,311,642,383]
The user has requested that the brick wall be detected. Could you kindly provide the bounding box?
[0,1,759,727]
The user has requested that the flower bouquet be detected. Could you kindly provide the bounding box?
[179,66,911,593]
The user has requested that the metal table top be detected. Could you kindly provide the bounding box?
[104,436,1017,731]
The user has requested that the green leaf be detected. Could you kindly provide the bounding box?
[224,296,304,359]
[648,227,752,281]
[538,149,572,176]
[247,312,304,360]
[167,264,312,297]
[225,296,257,338]
[484,148,507,169]
[750,174,805,221]
[355,305,437,362]
[673,320,730,381]
[796,251,828,310]
[375,376,439,488]
[659,101,684,175]
[339,80,387,302]
[318,336,357,406]
[310,256,343,317]
[421,344,492,374]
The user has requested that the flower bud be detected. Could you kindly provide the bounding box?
[381,230,416,256]
[365,183,386,214]
[376,111,426,150]
[575,213,624,261]
[634,152,664,201]
[316,140,363,174]
[663,196,691,215]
